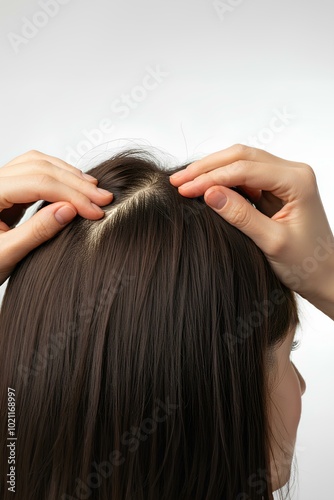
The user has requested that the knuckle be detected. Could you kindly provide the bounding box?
[301,164,317,183]
[225,160,247,183]
[297,164,318,198]
[33,159,53,170]
[231,143,254,159]
[232,143,247,153]
[34,160,60,178]
[230,204,251,228]
[231,160,246,172]
[31,218,50,241]
[25,149,43,158]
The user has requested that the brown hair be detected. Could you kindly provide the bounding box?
[0,148,299,499]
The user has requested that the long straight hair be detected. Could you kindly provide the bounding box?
[0,148,299,499]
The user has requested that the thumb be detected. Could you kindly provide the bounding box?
[204,186,278,254]
[2,202,77,262]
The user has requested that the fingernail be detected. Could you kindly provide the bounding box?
[91,202,105,214]
[170,171,184,180]
[83,173,97,182]
[206,192,227,210]
[55,206,77,225]
[97,188,113,197]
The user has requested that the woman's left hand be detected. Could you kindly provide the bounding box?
[0,150,113,286]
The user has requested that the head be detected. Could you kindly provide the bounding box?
[0,148,304,499]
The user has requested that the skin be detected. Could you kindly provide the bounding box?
[169,144,334,309]
[0,150,113,286]
[269,328,306,491]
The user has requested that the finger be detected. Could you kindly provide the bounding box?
[0,202,78,271]
[1,150,98,184]
[0,160,100,191]
[0,162,106,217]
[0,174,113,219]
[169,144,279,186]
[175,160,296,202]
[204,185,283,255]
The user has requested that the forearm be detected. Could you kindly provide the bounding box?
[300,261,334,321]
[305,293,334,321]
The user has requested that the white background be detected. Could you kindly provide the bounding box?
[0,0,333,498]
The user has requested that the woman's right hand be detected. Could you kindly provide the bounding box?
[170,144,334,310]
